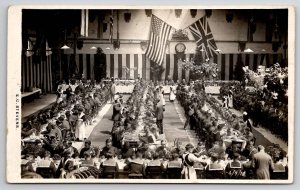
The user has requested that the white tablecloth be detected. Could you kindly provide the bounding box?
[116,85,135,94]
[162,85,177,94]
[115,85,177,94]
[205,86,221,94]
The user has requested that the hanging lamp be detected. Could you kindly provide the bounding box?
[61,30,70,49]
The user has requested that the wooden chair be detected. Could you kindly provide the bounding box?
[128,163,144,179]
[36,167,55,178]
[271,167,288,180]
[166,167,182,179]
[206,169,225,179]
[128,173,144,179]
[146,165,163,179]
[101,165,117,178]
[195,168,206,179]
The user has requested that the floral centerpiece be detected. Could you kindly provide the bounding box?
[179,58,219,81]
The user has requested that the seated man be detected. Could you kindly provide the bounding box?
[148,152,163,167]
[45,123,63,143]
[208,140,226,159]
[241,140,258,160]
[272,156,288,179]
[37,151,56,175]
[100,139,119,158]
[242,127,255,143]
[21,121,36,138]
[226,142,242,160]
[22,154,37,173]
[146,152,164,178]
[22,139,46,159]
[62,141,79,159]
[138,127,160,144]
[193,142,208,157]
[115,154,127,172]
[79,140,95,158]
[101,151,117,167]
[57,116,71,140]
[225,153,246,179]
[156,140,170,155]
[206,153,225,179]
[207,153,223,170]
[124,152,146,175]
[81,151,96,167]
[21,157,42,179]
[167,153,182,168]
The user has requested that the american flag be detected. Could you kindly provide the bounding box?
[189,16,218,60]
[146,15,172,65]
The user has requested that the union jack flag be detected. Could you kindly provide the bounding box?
[189,16,218,60]
[146,15,172,65]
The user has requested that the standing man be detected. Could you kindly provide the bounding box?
[155,99,164,134]
[110,79,116,103]
[252,145,274,179]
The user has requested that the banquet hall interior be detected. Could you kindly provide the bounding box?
[20,9,289,180]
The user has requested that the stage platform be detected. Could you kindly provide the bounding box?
[22,94,56,123]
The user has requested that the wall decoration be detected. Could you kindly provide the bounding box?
[205,9,212,18]
[190,9,197,18]
[238,42,246,52]
[188,16,218,60]
[77,39,83,49]
[175,9,182,18]
[113,40,120,50]
[272,41,281,52]
[226,12,234,23]
[145,15,173,65]
[145,9,152,17]
[171,29,189,41]
[124,12,131,23]
[175,43,186,60]
[140,41,148,51]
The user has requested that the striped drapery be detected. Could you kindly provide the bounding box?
[21,55,53,93]
[63,53,284,81]
[215,53,284,80]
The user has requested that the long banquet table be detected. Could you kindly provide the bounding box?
[116,85,177,94]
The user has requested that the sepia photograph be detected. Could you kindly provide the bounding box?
[6,6,294,183]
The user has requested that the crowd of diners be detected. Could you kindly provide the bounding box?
[177,80,288,180]
[20,78,288,180]
[219,65,288,141]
